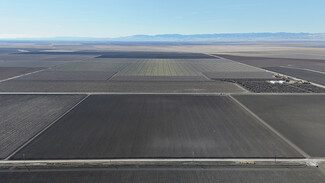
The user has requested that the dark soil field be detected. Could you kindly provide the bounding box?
[264,67,325,86]
[18,51,214,59]
[0,54,96,68]
[203,71,273,79]
[0,94,85,159]
[294,63,325,72]
[0,80,245,93]
[0,67,44,80]
[215,54,325,68]
[0,61,75,68]
[16,70,117,81]
[0,54,95,62]
[52,60,129,72]
[1,167,324,183]
[12,95,301,160]
[234,95,325,157]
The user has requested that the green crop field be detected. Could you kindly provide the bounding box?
[117,59,200,76]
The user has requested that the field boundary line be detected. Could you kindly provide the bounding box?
[0,68,49,83]
[228,95,311,158]
[4,95,90,160]
[232,83,250,93]
[198,71,211,80]
[0,56,99,83]
[206,54,275,74]
[280,66,325,75]
[107,62,134,80]
[105,71,119,81]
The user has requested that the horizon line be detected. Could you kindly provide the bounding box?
[0,32,324,40]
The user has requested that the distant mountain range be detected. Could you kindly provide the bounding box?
[113,33,325,42]
[2,33,325,42]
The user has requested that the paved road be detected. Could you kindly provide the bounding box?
[0,92,325,95]
[0,158,324,169]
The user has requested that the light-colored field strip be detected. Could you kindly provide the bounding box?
[228,95,310,158]
[197,71,211,80]
[117,59,200,76]
[4,95,90,161]
[307,82,325,89]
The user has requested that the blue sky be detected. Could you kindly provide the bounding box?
[0,0,324,38]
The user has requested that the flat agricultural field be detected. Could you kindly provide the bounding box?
[15,70,117,81]
[0,54,95,62]
[0,60,74,68]
[95,51,214,59]
[202,71,273,79]
[110,76,207,81]
[264,66,325,86]
[17,51,214,59]
[116,59,200,76]
[12,95,301,159]
[189,59,267,73]
[0,67,44,80]
[294,63,325,72]
[111,59,207,81]
[0,54,96,68]
[0,94,85,159]
[113,59,269,75]
[234,95,325,157]
[1,167,325,183]
[51,60,130,72]
[0,54,275,82]
[109,58,273,80]
[215,54,325,69]
[0,80,245,93]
